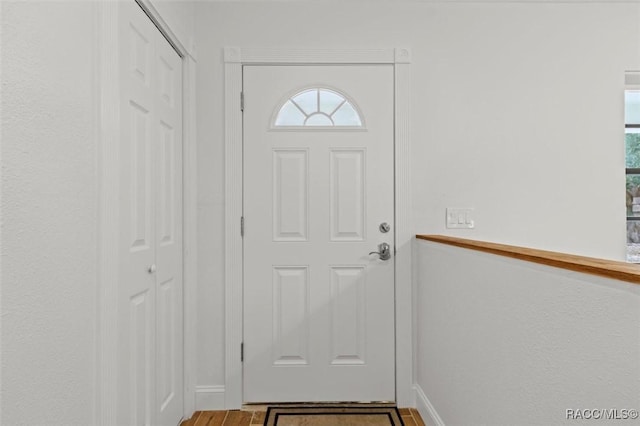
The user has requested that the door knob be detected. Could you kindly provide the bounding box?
[148,264,157,274]
[369,242,391,261]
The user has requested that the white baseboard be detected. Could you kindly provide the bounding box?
[195,385,226,410]
[414,384,445,426]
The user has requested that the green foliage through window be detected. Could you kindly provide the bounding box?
[625,133,640,168]
[626,90,640,262]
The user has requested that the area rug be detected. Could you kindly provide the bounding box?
[263,404,404,426]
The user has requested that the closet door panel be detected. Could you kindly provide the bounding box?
[154,27,183,426]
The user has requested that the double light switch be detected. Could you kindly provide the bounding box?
[446,208,475,229]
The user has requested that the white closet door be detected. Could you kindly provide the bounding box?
[117,2,183,425]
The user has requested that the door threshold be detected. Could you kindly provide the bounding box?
[242,401,397,411]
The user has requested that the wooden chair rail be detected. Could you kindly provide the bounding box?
[416,235,640,285]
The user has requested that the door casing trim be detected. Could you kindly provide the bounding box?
[223,47,412,408]
[96,1,198,423]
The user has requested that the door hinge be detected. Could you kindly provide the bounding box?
[240,92,244,112]
[240,216,245,237]
[241,342,244,362]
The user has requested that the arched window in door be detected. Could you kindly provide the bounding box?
[273,88,364,128]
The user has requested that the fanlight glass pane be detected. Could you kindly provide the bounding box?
[331,102,362,126]
[292,90,318,116]
[626,91,640,125]
[274,88,363,128]
[305,113,333,126]
[319,90,346,115]
[275,101,307,126]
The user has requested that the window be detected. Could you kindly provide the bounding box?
[273,88,363,128]
[625,89,640,262]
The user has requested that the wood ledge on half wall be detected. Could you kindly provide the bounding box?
[416,234,640,286]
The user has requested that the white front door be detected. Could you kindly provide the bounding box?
[117,2,183,425]
[243,65,395,402]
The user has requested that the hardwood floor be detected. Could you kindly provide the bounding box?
[181,407,426,426]
[398,408,427,426]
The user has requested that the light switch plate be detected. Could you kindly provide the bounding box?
[446,208,475,229]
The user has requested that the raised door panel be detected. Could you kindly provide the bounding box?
[129,101,152,251]
[330,149,365,241]
[129,21,151,87]
[272,267,310,366]
[273,149,309,242]
[158,120,175,247]
[158,55,175,107]
[157,277,176,412]
[130,290,152,426]
[329,266,366,365]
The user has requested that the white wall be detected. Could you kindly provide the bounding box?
[412,2,639,260]
[0,1,197,424]
[194,0,640,405]
[1,2,97,424]
[415,239,640,425]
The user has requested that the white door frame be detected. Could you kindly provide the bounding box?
[96,1,198,423]
[224,47,413,408]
